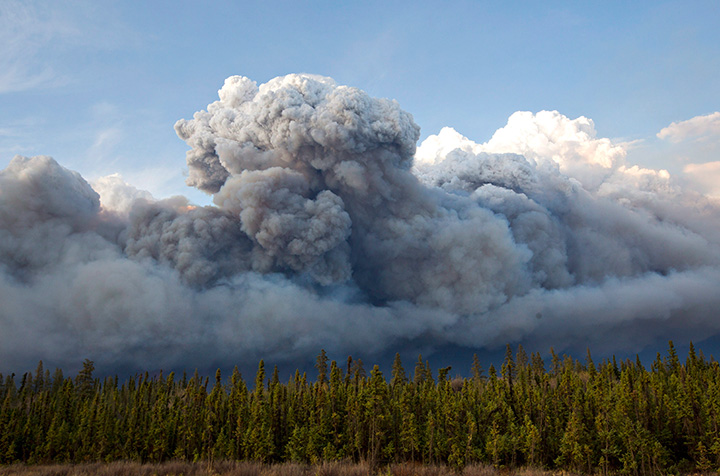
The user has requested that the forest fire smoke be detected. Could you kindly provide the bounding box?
[2,74,720,372]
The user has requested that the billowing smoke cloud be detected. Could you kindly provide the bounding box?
[2,74,720,373]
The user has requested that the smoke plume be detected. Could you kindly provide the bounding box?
[2,74,720,373]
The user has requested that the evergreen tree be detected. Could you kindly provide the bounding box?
[315,350,328,388]
[75,359,95,400]
[471,354,484,384]
[390,353,407,389]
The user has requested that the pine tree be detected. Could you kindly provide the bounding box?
[248,360,272,462]
[315,349,328,388]
[391,353,407,389]
[75,359,95,400]
[366,365,388,471]
[413,355,425,385]
[470,354,484,384]
[228,366,248,459]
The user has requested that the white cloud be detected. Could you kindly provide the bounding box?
[416,110,628,190]
[91,173,154,216]
[481,110,626,170]
[657,112,720,143]
[683,161,720,198]
[414,127,480,165]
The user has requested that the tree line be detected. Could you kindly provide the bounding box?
[1,342,719,475]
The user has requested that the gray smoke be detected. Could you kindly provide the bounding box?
[2,74,720,373]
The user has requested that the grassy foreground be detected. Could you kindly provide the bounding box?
[0,461,717,476]
[0,461,576,476]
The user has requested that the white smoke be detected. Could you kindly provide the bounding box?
[91,173,154,217]
[2,74,720,373]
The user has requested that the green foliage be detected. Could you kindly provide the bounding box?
[0,343,719,474]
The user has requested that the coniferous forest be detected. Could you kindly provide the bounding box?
[1,343,719,475]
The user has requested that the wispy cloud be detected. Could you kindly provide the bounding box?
[0,1,77,92]
[614,138,645,151]
[657,112,720,143]
[0,64,59,94]
[0,115,47,158]
[0,1,138,94]
[88,127,124,161]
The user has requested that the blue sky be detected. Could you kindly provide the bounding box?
[1,0,719,205]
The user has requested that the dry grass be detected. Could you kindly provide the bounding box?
[0,461,264,476]
[314,461,370,476]
[0,462,716,476]
[261,463,306,476]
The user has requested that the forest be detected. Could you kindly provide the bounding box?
[1,342,719,475]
